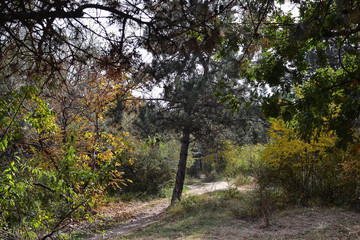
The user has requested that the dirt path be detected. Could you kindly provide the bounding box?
[184,181,253,196]
[84,181,236,240]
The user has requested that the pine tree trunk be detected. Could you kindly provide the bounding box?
[171,128,191,205]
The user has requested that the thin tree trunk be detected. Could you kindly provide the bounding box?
[219,142,223,172]
[193,159,199,177]
[91,112,99,171]
[215,142,220,173]
[171,128,191,205]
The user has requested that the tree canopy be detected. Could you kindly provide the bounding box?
[239,0,360,146]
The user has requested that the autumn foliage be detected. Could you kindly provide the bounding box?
[259,119,360,205]
[0,69,140,239]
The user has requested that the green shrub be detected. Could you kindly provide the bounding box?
[0,157,89,240]
[167,192,228,217]
[233,175,253,186]
[115,136,179,197]
[229,188,283,226]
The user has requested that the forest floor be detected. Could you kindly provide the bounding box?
[72,181,360,240]
[78,180,242,239]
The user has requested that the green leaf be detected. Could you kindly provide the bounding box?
[33,221,41,229]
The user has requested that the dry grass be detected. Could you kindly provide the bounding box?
[72,184,360,240]
[126,190,360,240]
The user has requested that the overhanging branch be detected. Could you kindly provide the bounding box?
[0,3,152,26]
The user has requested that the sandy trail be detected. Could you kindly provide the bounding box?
[184,181,229,195]
[85,181,236,239]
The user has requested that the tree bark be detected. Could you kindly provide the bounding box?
[215,142,220,173]
[171,128,191,205]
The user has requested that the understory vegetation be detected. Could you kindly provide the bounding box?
[258,119,360,207]
[127,190,360,240]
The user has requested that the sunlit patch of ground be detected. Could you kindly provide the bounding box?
[71,183,359,240]
[128,192,360,240]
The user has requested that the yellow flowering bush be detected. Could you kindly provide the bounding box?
[260,119,356,205]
